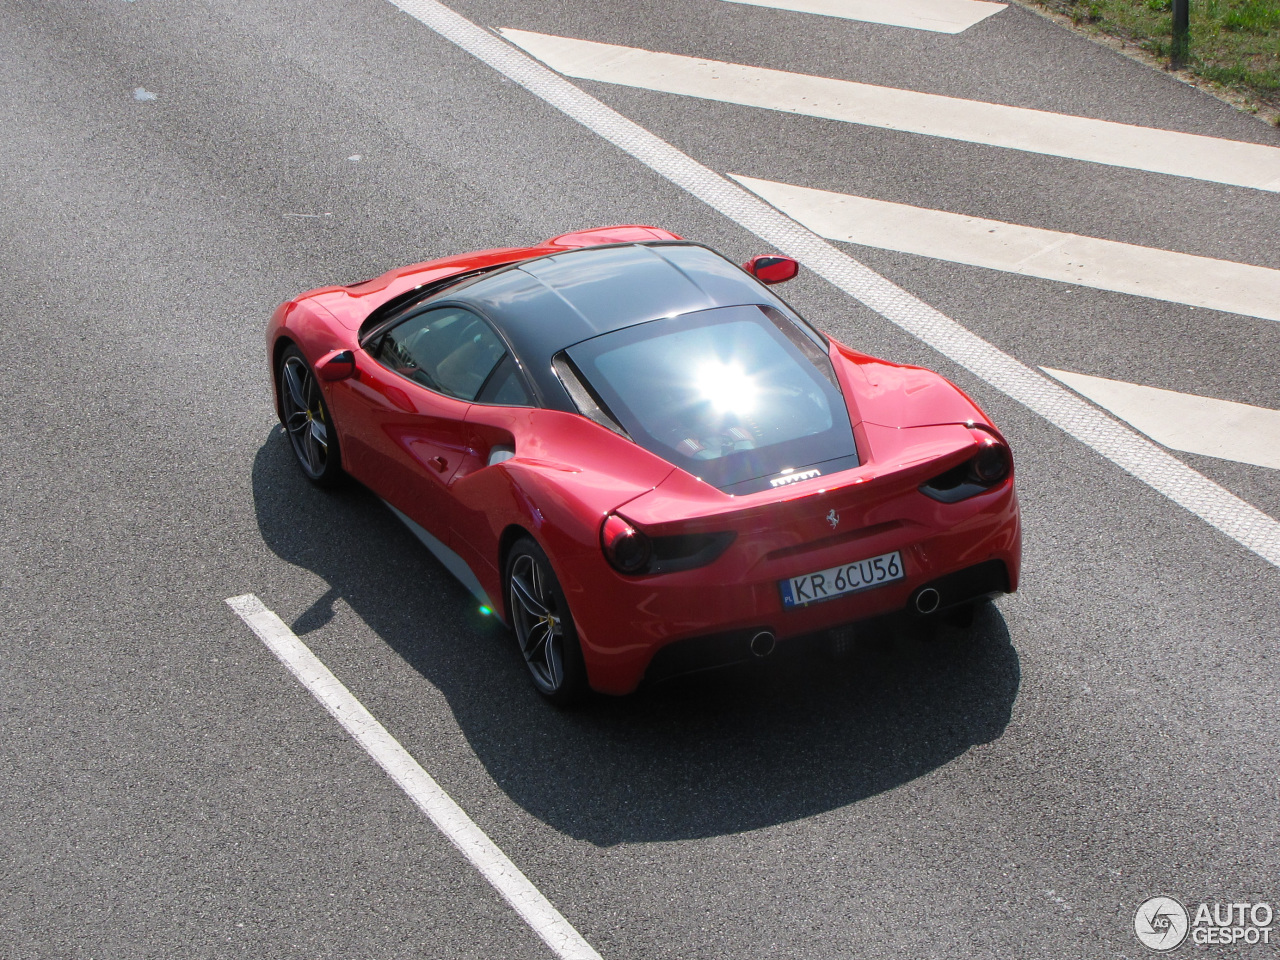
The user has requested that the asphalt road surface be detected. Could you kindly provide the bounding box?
[2,1,1278,958]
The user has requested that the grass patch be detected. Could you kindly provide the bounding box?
[1024,0,1280,120]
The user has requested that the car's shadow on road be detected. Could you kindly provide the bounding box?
[254,429,1020,845]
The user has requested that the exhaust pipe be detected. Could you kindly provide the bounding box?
[914,587,941,615]
[749,631,776,658]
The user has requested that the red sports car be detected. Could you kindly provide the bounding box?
[268,225,1020,701]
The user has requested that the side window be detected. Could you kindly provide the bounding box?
[375,306,507,401]
[476,355,534,407]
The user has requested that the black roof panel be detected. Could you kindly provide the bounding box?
[454,243,792,410]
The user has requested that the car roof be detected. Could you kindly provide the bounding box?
[450,242,794,410]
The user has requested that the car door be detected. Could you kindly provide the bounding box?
[448,355,539,583]
[329,304,507,545]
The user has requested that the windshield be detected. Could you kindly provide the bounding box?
[565,305,858,492]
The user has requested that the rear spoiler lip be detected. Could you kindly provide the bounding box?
[618,423,980,532]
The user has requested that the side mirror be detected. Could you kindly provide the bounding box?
[316,349,356,382]
[742,254,799,285]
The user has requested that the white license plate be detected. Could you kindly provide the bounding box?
[780,550,905,608]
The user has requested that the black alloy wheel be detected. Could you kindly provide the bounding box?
[505,538,587,704]
[279,344,343,486]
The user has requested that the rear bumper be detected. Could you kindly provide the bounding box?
[644,558,1010,684]
[567,483,1021,694]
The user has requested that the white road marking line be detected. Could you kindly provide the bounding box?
[1042,369,1280,471]
[382,0,1280,570]
[714,0,1006,33]
[497,30,1280,193]
[728,174,1280,323]
[224,594,603,960]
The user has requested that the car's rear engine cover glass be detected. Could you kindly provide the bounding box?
[567,305,858,493]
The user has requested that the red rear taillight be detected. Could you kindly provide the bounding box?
[968,436,1011,485]
[919,428,1013,503]
[602,515,736,575]
[602,514,652,573]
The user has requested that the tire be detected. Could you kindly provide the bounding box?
[278,344,344,487]
[505,537,588,705]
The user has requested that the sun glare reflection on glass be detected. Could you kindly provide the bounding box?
[696,360,757,414]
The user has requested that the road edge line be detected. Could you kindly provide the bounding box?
[224,593,602,960]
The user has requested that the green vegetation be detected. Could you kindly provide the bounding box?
[1027,0,1280,119]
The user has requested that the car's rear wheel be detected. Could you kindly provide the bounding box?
[279,344,343,486]
[505,538,587,704]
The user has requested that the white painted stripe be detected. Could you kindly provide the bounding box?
[1042,369,1280,471]
[383,0,1280,570]
[224,594,602,960]
[728,174,1280,323]
[715,0,1006,33]
[497,30,1280,193]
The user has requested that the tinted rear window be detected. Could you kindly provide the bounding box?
[566,305,857,491]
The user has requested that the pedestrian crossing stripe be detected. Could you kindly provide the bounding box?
[730,174,1280,324]
[500,29,1280,193]
[1043,369,1280,471]
[715,0,1006,34]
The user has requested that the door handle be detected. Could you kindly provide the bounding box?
[429,456,448,473]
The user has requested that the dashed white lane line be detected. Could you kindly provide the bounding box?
[381,0,1280,568]
[224,594,603,960]
[497,29,1280,193]
[1043,369,1280,471]
[714,0,1006,33]
[728,174,1280,323]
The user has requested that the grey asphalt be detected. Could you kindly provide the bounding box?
[1,1,1276,958]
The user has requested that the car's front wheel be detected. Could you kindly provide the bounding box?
[279,344,343,486]
[505,538,587,704]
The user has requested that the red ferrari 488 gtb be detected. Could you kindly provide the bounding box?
[268,225,1020,701]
